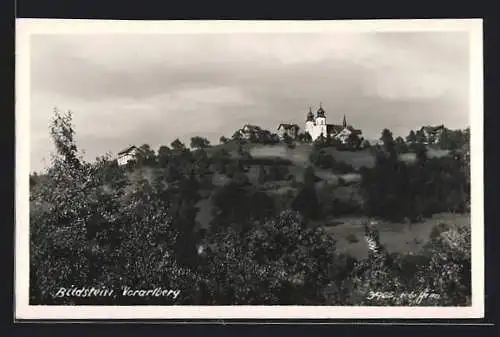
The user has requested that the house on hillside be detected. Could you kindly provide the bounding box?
[335,126,363,145]
[303,104,363,146]
[238,124,277,143]
[239,124,263,140]
[420,125,445,144]
[277,123,299,140]
[117,145,141,166]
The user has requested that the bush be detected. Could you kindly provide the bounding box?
[197,210,347,304]
[345,233,359,244]
[309,149,355,174]
[429,222,452,240]
[361,141,469,222]
[341,222,470,306]
[30,111,203,304]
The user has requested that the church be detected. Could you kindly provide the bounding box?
[304,104,362,145]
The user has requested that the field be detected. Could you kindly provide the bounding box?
[322,212,470,259]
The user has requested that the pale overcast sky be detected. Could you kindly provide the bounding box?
[29,32,470,172]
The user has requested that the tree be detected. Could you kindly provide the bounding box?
[346,133,362,150]
[270,133,280,144]
[49,108,81,169]
[190,136,211,150]
[192,148,211,176]
[302,132,313,144]
[137,144,156,166]
[406,130,416,144]
[292,166,320,220]
[414,142,428,164]
[415,129,428,144]
[210,182,274,232]
[260,130,274,144]
[379,128,397,160]
[394,136,409,154]
[157,145,171,167]
[171,138,186,151]
[231,131,243,142]
[198,210,343,304]
[257,165,267,185]
[283,133,295,149]
[31,109,205,305]
[219,136,229,144]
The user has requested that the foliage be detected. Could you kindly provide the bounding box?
[317,184,363,218]
[361,128,469,222]
[30,110,202,304]
[439,128,470,150]
[394,136,409,154]
[136,144,157,166]
[170,138,186,151]
[197,210,346,304]
[341,222,471,306]
[210,181,275,232]
[406,130,417,144]
[308,149,355,174]
[297,132,313,144]
[361,139,371,149]
[190,136,211,149]
[31,111,471,306]
[291,166,320,221]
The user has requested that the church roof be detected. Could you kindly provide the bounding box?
[306,107,314,121]
[326,124,362,135]
[347,126,362,135]
[316,106,326,117]
[327,124,344,134]
[420,125,445,133]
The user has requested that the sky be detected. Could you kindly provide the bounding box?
[29,31,470,172]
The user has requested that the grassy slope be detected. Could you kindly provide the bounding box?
[115,142,458,257]
[197,142,463,257]
[323,212,470,259]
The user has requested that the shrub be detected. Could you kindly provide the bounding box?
[197,210,346,304]
[341,222,471,306]
[345,233,359,244]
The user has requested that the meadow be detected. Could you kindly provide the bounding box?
[323,212,470,259]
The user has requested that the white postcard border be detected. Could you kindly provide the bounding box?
[15,18,484,320]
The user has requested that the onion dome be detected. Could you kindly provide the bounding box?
[306,107,314,122]
[316,102,325,118]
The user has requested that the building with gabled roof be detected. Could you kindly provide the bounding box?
[116,145,142,166]
[277,123,299,139]
[420,124,445,144]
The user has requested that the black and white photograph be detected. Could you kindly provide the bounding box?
[15,19,484,320]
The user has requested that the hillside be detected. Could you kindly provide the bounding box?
[30,110,472,306]
[113,140,455,243]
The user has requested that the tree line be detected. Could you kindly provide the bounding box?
[29,110,471,305]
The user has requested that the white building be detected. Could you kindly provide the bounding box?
[304,104,362,144]
[117,145,141,166]
[420,125,445,144]
[277,123,299,139]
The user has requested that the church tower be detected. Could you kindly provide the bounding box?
[305,106,315,136]
[343,114,347,128]
[315,102,327,137]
